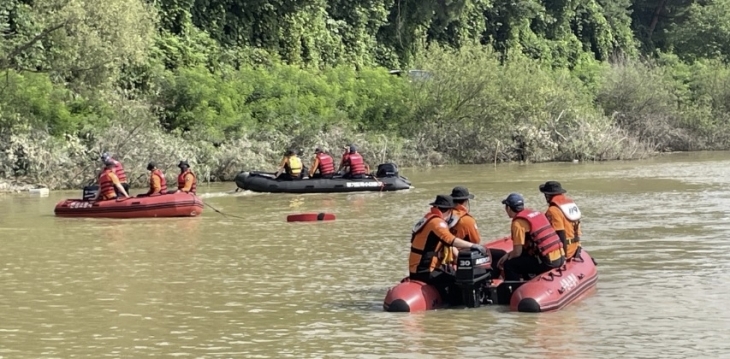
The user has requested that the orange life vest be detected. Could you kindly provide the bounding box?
[111,158,128,183]
[513,209,562,258]
[151,169,168,194]
[409,207,447,274]
[177,169,197,194]
[316,152,335,175]
[345,153,366,175]
[98,169,117,200]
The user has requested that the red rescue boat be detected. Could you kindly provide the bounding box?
[54,192,205,219]
[383,236,598,313]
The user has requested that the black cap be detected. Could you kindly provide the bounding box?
[501,193,525,211]
[429,195,455,209]
[349,145,357,153]
[178,160,189,168]
[539,181,567,194]
[147,162,156,171]
[315,147,323,153]
[450,186,474,200]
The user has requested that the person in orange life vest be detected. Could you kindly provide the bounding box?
[539,181,583,260]
[94,159,130,201]
[337,145,370,179]
[309,147,336,179]
[409,194,488,289]
[173,160,197,194]
[496,193,565,281]
[441,186,483,265]
[137,162,168,197]
[274,149,303,180]
[100,152,129,196]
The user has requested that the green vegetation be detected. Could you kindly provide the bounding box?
[2,0,730,190]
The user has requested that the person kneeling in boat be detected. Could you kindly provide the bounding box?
[94,159,130,201]
[173,161,197,194]
[496,193,565,281]
[337,145,370,179]
[539,181,583,261]
[138,162,168,197]
[274,149,303,181]
[410,194,488,294]
[309,147,336,179]
[100,152,130,195]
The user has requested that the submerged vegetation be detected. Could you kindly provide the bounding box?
[3,0,730,190]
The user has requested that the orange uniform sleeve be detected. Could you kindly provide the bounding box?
[545,206,565,231]
[108,172,120,186]
[151,174,161,193]
[181,173,194,192]
[431,219,457,246]
[458,216,482,244]
[310,156,320,176]
[511,218,530,246]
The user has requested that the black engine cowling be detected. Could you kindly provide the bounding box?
[83,185,99,201]
[376,163,399,178]
[454,248,493,308]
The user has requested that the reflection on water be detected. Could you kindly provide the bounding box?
[1,152,730,357]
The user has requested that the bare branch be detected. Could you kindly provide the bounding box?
[0,21,68,70]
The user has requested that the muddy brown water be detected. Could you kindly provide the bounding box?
[1,151,729,358]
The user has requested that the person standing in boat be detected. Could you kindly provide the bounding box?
[138,162,168,197]
[539,181,583,261]
[337,145,370,179]
[101,152,129,195]
[308,147,336,179]
[496,193,565,281]
[94,159,130,201]
[410,195,488,294]
[173,160,197,194]
[274,149,303,181]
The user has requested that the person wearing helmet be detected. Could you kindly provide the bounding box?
[308,147,336,179]
[409,195,487,296]
[274,149,303,180]
[173,161,197,194]
[138,162,168,197]
[94,159,130,201]
[100,152,129,195]
[496,193,565,281]
[539,181,583,261]
[336,145,370,179]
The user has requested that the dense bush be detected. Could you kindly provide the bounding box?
[3,0,730,190]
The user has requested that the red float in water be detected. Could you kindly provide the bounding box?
[382,236,598,313]
[286,212,336,222]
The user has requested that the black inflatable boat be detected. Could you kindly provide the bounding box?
[234,163,412,193]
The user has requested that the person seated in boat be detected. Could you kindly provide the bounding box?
[410,194,488,294]
[496,193,565,281]
[137,162,168,197]
[337,145,370,179]
[538,181,583,261]
[441,186,483,265]
[94,159,130,201]
[274,149,303,181]
[309,147,336,179]
[173,160,197,194]
[100,152,129,195]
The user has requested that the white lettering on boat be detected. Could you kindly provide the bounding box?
[345,181,382,188]
[69,201,92,209]
[559,273,579,292]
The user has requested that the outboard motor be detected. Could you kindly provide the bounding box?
[376,163,399,178]
[83,185,99,201]
[454,248,492,308]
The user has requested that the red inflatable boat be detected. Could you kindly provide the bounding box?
[54,192,205,219]
[383,236,598,313]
